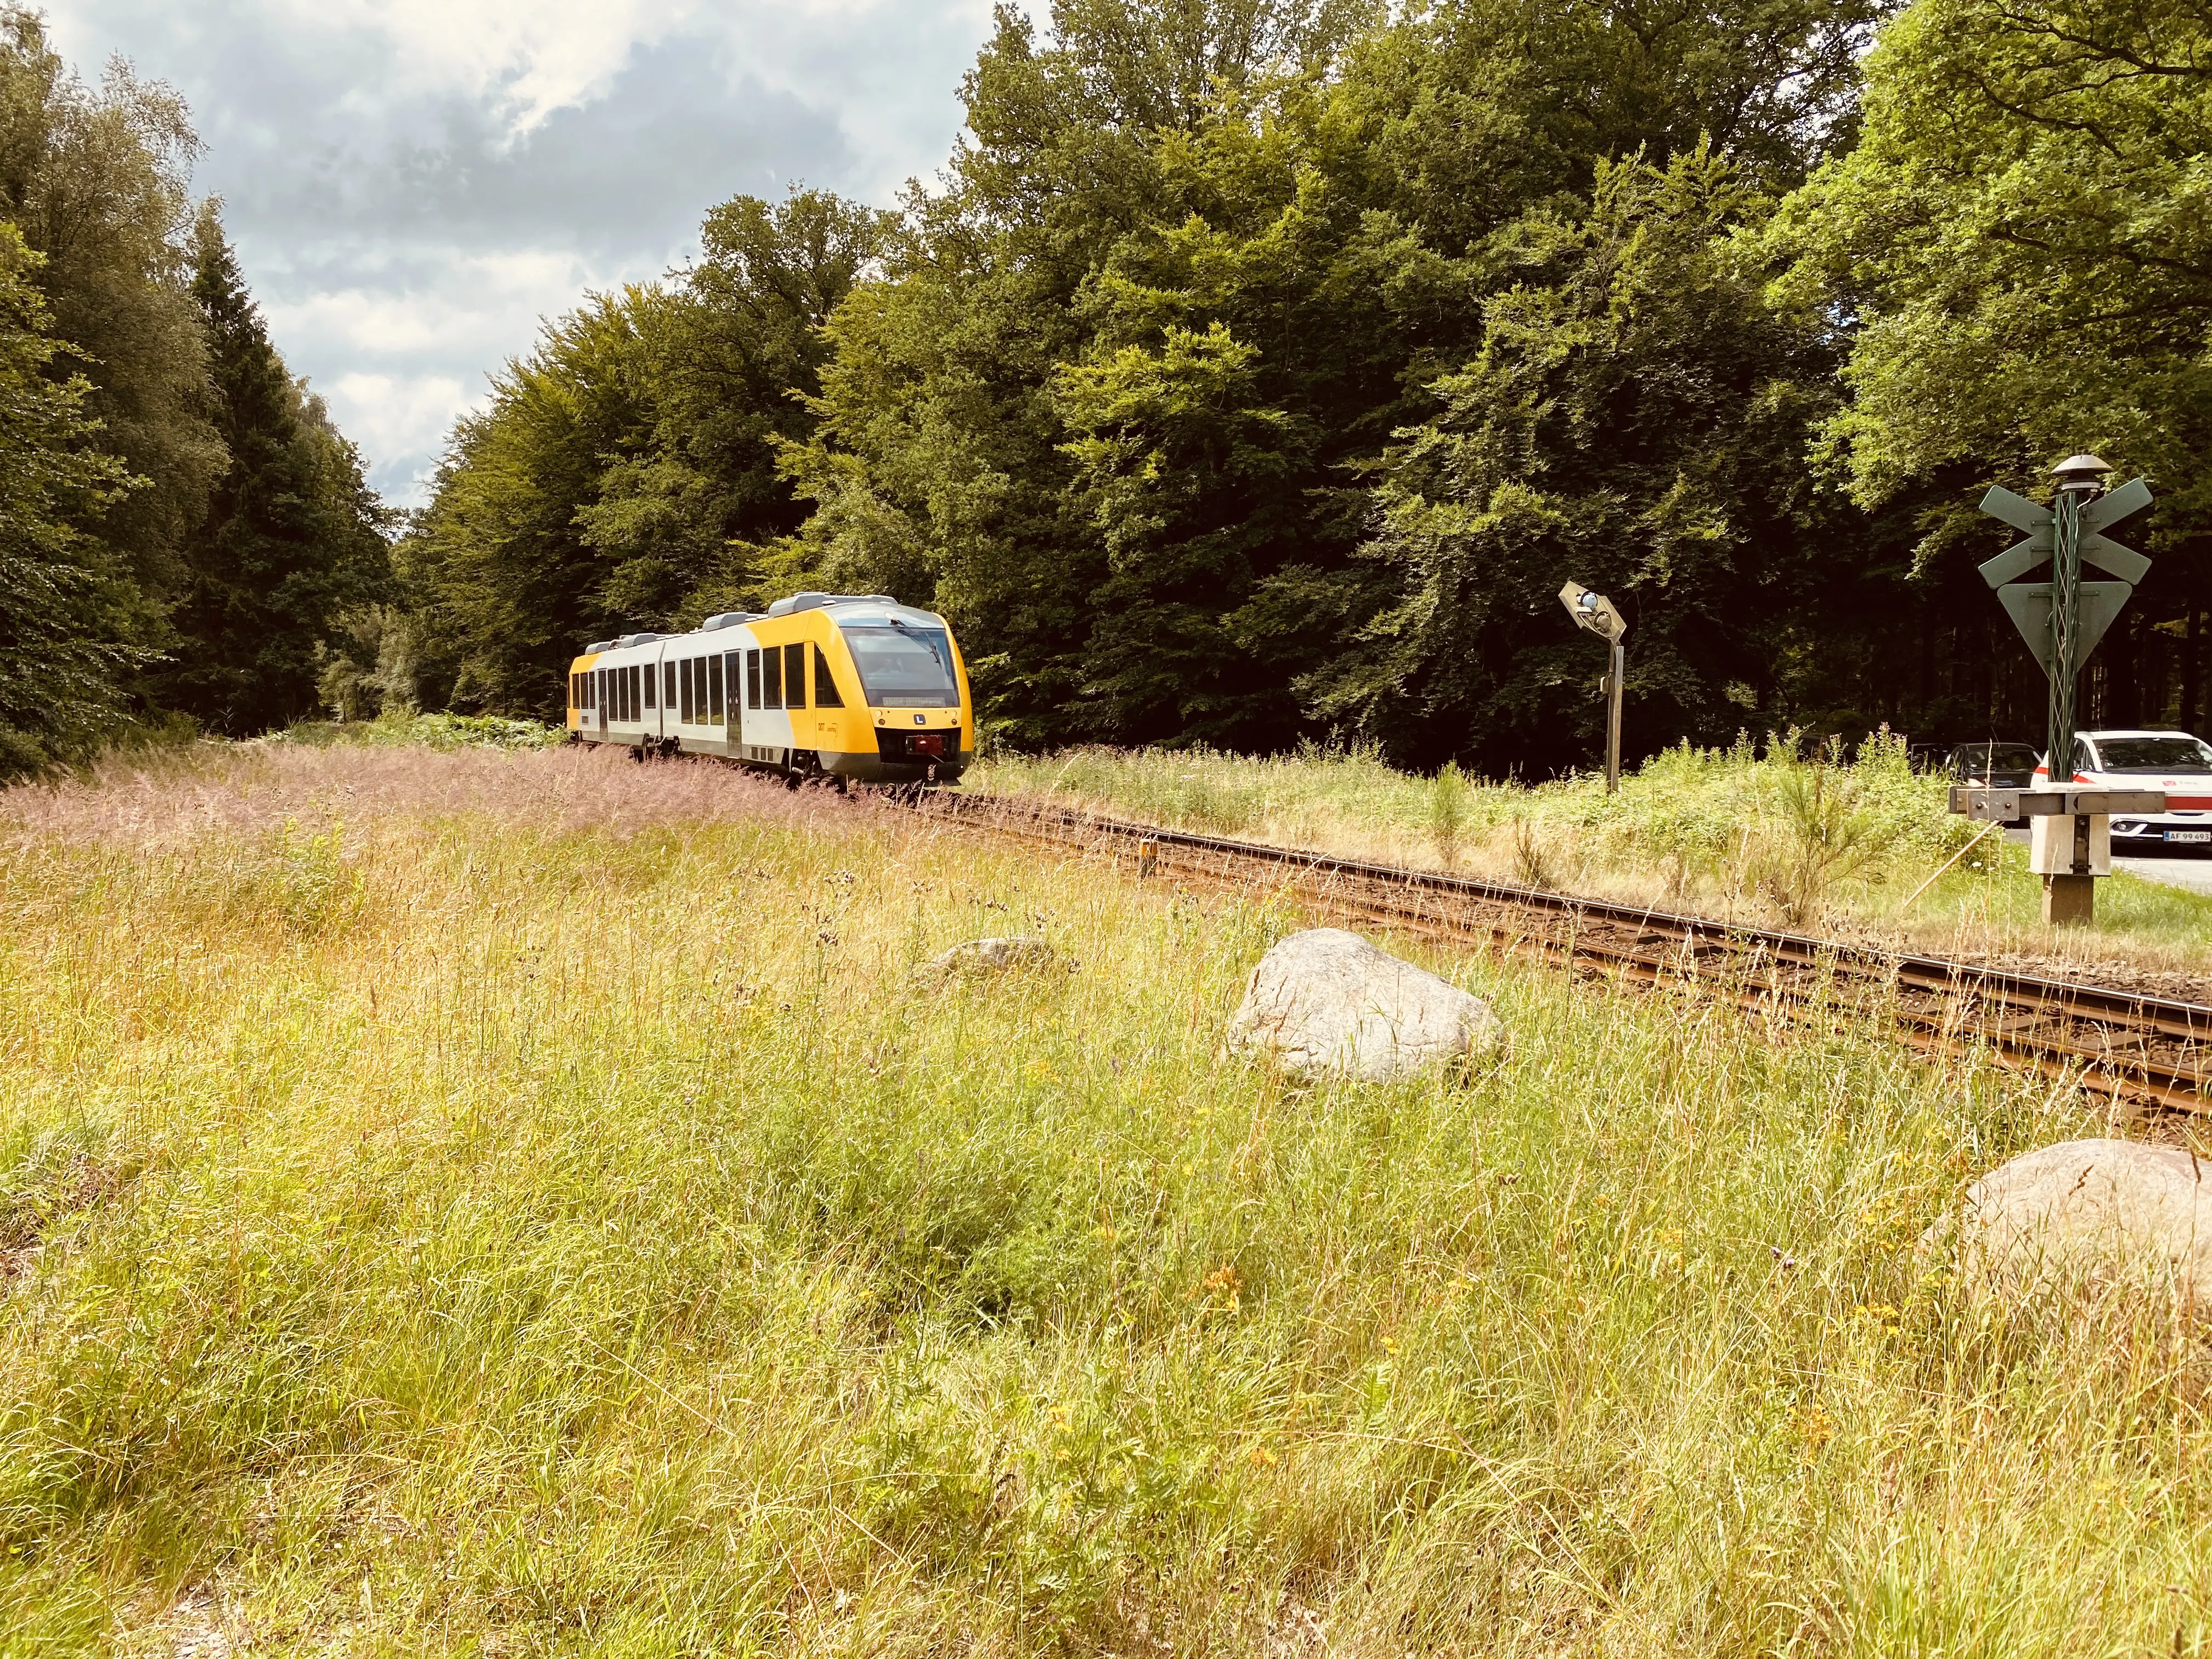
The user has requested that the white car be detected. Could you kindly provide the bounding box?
[2038,729,2212,849]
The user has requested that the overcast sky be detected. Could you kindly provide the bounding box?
[47,0,996,505]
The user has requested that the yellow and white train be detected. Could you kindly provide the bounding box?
[566,592,973,785]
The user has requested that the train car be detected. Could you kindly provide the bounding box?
[565,592,972,785]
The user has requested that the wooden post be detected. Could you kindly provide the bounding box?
[2043,873,2095,926]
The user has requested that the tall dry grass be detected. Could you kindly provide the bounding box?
[0,744,2207,1654]
[973,737,2212,977]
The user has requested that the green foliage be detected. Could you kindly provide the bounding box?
[1774,0,2212,527]
[0,7,222,605]
[0,223,147,778]
[1345,144,1844,761]
[0,13,390,765]
[402,189,888,718]
[159,208,392,735]
[278,709,566,752]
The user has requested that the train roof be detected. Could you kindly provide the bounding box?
[579,594,945,657]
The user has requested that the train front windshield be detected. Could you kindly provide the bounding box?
[845,625,959,707]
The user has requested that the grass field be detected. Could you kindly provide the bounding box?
[973,738,2212,969]
[2,741,2209,1655]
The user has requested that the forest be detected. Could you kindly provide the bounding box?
[10,0,2210,778]
[0,9,389,779]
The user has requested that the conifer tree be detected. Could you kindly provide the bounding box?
[163,209,388,733]
[0,223,147,777]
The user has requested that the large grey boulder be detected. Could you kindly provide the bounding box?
[916,935,1056,981]
[1227,927,1504,1082]
[1949,1138,2212,1313]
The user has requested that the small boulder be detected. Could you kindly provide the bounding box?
[1948,1138,2212,1314]
[1227,927,1504,1082]
[917,935,1056,981]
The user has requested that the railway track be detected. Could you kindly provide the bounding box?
[916,790,2212,1118]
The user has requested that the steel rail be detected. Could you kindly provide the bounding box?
[913,790,2212,1116]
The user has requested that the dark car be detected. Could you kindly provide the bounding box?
[1945,741,2041,789]
[1945,741,2040,826]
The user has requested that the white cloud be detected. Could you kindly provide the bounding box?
[267,251,613,358]
[45,0,996,505]
[324,373,478,481]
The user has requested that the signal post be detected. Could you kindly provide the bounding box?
[1559,582,1627,793]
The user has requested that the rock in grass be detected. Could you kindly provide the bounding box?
[918,935,1056,981]
[1227,927,1504,1082]
[1950,1139,2212,1313]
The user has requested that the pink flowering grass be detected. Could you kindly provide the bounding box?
[0,741,870,852]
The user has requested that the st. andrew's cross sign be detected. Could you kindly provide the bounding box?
[1976,459,2153,771]
[1959,457,2161,925]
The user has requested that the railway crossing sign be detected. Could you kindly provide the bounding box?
[1977,470,2153,682]
[1963,456,2159,925]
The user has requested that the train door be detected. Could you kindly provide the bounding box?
[737,641,758,751]
[741,636,796,761]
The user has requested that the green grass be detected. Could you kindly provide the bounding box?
[277,709,567,752]
[1,743,2208,1654]
[974,735,2212,965]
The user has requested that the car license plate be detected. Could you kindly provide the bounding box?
[2168,830,2211,843]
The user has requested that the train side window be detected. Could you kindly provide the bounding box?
[679,659,693,723]
[784,643,807,710]
[644,663,656,710]
[630,665,641,720]
[709,653,725,721]
[814,645,843,708]
[664,662,676,707]
[763,644,782,709]
[747,649,761,709]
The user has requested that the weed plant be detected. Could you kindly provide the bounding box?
[1,746,2208,1652]
[977,735,2212,966]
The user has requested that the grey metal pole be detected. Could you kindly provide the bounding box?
[1606,638,1624,794]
